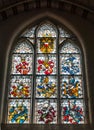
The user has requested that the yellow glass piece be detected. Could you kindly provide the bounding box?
[43,77,49,83]
[40,37,54,53]
[43,60,50,68]
[64,89,66,94]
[63,82,79,97]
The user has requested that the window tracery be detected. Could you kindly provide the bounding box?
[7,22,85,124]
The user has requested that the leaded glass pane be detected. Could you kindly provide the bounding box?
[37,24,56,37]
[8,99,30,124]
[11,54,33,74]
[60,54,81,75]
[59,37,66,44]
[61,100,84,124]
[60,42,80,53]
[9,76,32,98]
[36,54,56,75]
[21,27,36,38]
[36,76,57,98]
[59,27,71,38]
[14,42,33,53]
[37,38,56,53]
[35,99,57,124]
[60,76,83,98]
[27,38,34,44]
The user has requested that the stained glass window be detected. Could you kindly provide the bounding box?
[60,42,84,124]
[7,22,85,124]
[34,24,58,124]
[8,40,33,124]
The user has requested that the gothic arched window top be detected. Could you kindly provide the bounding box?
[14,41,33,53]
[60,41,80,54]
[11,40,33,75]
[37,23,57,37]
[7,22,85,124]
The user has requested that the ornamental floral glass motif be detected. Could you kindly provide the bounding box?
[7,22,85,124]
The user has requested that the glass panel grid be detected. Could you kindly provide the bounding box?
[8,41,33,124]
[7,24,85,125]
[35,23,58,124]
[60,42,84,124]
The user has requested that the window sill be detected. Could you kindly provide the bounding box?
[1,124,93,130]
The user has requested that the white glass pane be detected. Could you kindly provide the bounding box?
[14,42,33,53]
[37,24,56,37]
[21,27,36,38]
[60,42,80,53]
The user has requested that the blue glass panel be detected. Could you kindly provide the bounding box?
[8,99,30,124]
[60,54,81,75]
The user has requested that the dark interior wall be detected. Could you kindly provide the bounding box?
[0,8,94,130]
